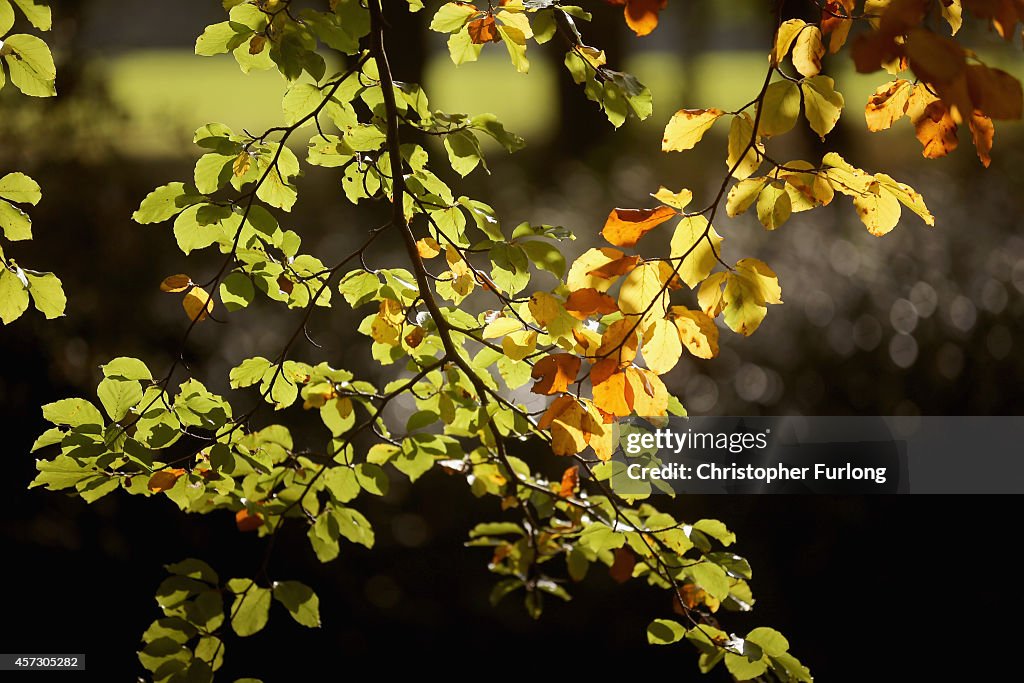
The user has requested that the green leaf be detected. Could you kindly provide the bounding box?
[226,579,271,637]
[759,80,801,136]
[11,0,52,31]
[166,559,219,585]
[97,377,144,422]
[0,267,29,324]
[444,129,484,177]
[133,183,202,224]
[746,627,790,657]
[430,2,477,33]
[693,518,736,546]
[686,562,731,601]
[647,618,686,645]
[1,33,56,96]
[322,467,359,504]
[25,271,65,319]
[220,272,255,312]
[334,506,374,548]
[195,21,250,56]
[102,357,153,382]
[520,240,566,279]
[30,427,64,452]
[30,455,94,491]
[725,652,769,681]
[272,581,321,628]
[230,357,272,389]
[0,199,30,240]
[355,463,388,496]
[0,2,13,35]
[42,398,104,427]
[0,172,41,205]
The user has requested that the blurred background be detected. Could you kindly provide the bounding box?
[1,0,1020,679]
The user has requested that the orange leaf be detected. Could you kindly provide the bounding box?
[404,326,426,348]
[160,274,192,293]
[147,468,186,493]
[596,318,641,365]
[914,99,959,159]
[531,353,582,396]
[588,255,643,280]
[182,288,214,322]
[591,357,634,417]
[620,0,668,37]
[821,0,855,52]
[235,508,265,533]
[565,288,619,320]
[468,14,500,43]
[558,465,580,498]
[968,111,994,167]
[539,395,577,430]
[601,206,677,247]
[609,547,636,583]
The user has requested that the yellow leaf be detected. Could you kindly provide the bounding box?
[233,152,252,178]
[670,307,720,359]
[651,186,693,211]
[416,237,442,258]
[482,317,523,339]
[875,173,934,226]
[780,160,834,212]
[567,247,625,292]
[528,292,577,339]
[640,318,683,374]
[662,108,726,152]
[793,25,825,77]
[617,262,670,318]
[940,0,963,35]
[670,215,723,288]
[852,181,903,236]
[773,19,806,65]
[864,79,913,132]
[756,181,792,231]
[801,75,845,139]
[758,81,801,137]
[726,178,767,218]
[697,272,728,318]
[726,112,763,180]
[160,274,192,293]
[602,206,677,247]
[501,329,537,360]
[626,366,668,417]
[182,288,214,322]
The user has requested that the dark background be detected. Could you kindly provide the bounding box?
[1,1,1020,679]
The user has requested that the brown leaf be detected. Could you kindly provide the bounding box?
[404,326,426,348]
[182,288,215,322]
[821,0,855,53]
[558,465,579,498]
[468,14,500,44]
[968,111,994,167]
[966,63,1024,120]
[609,547,636,583]
[235,508,265,533]
[601,206,677,247]
[530,353,582,396]
[564,288,619,320]
[160,274,192,293]
[914,99,959,159]
[249,34,267,55]
[147,468,186,493]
